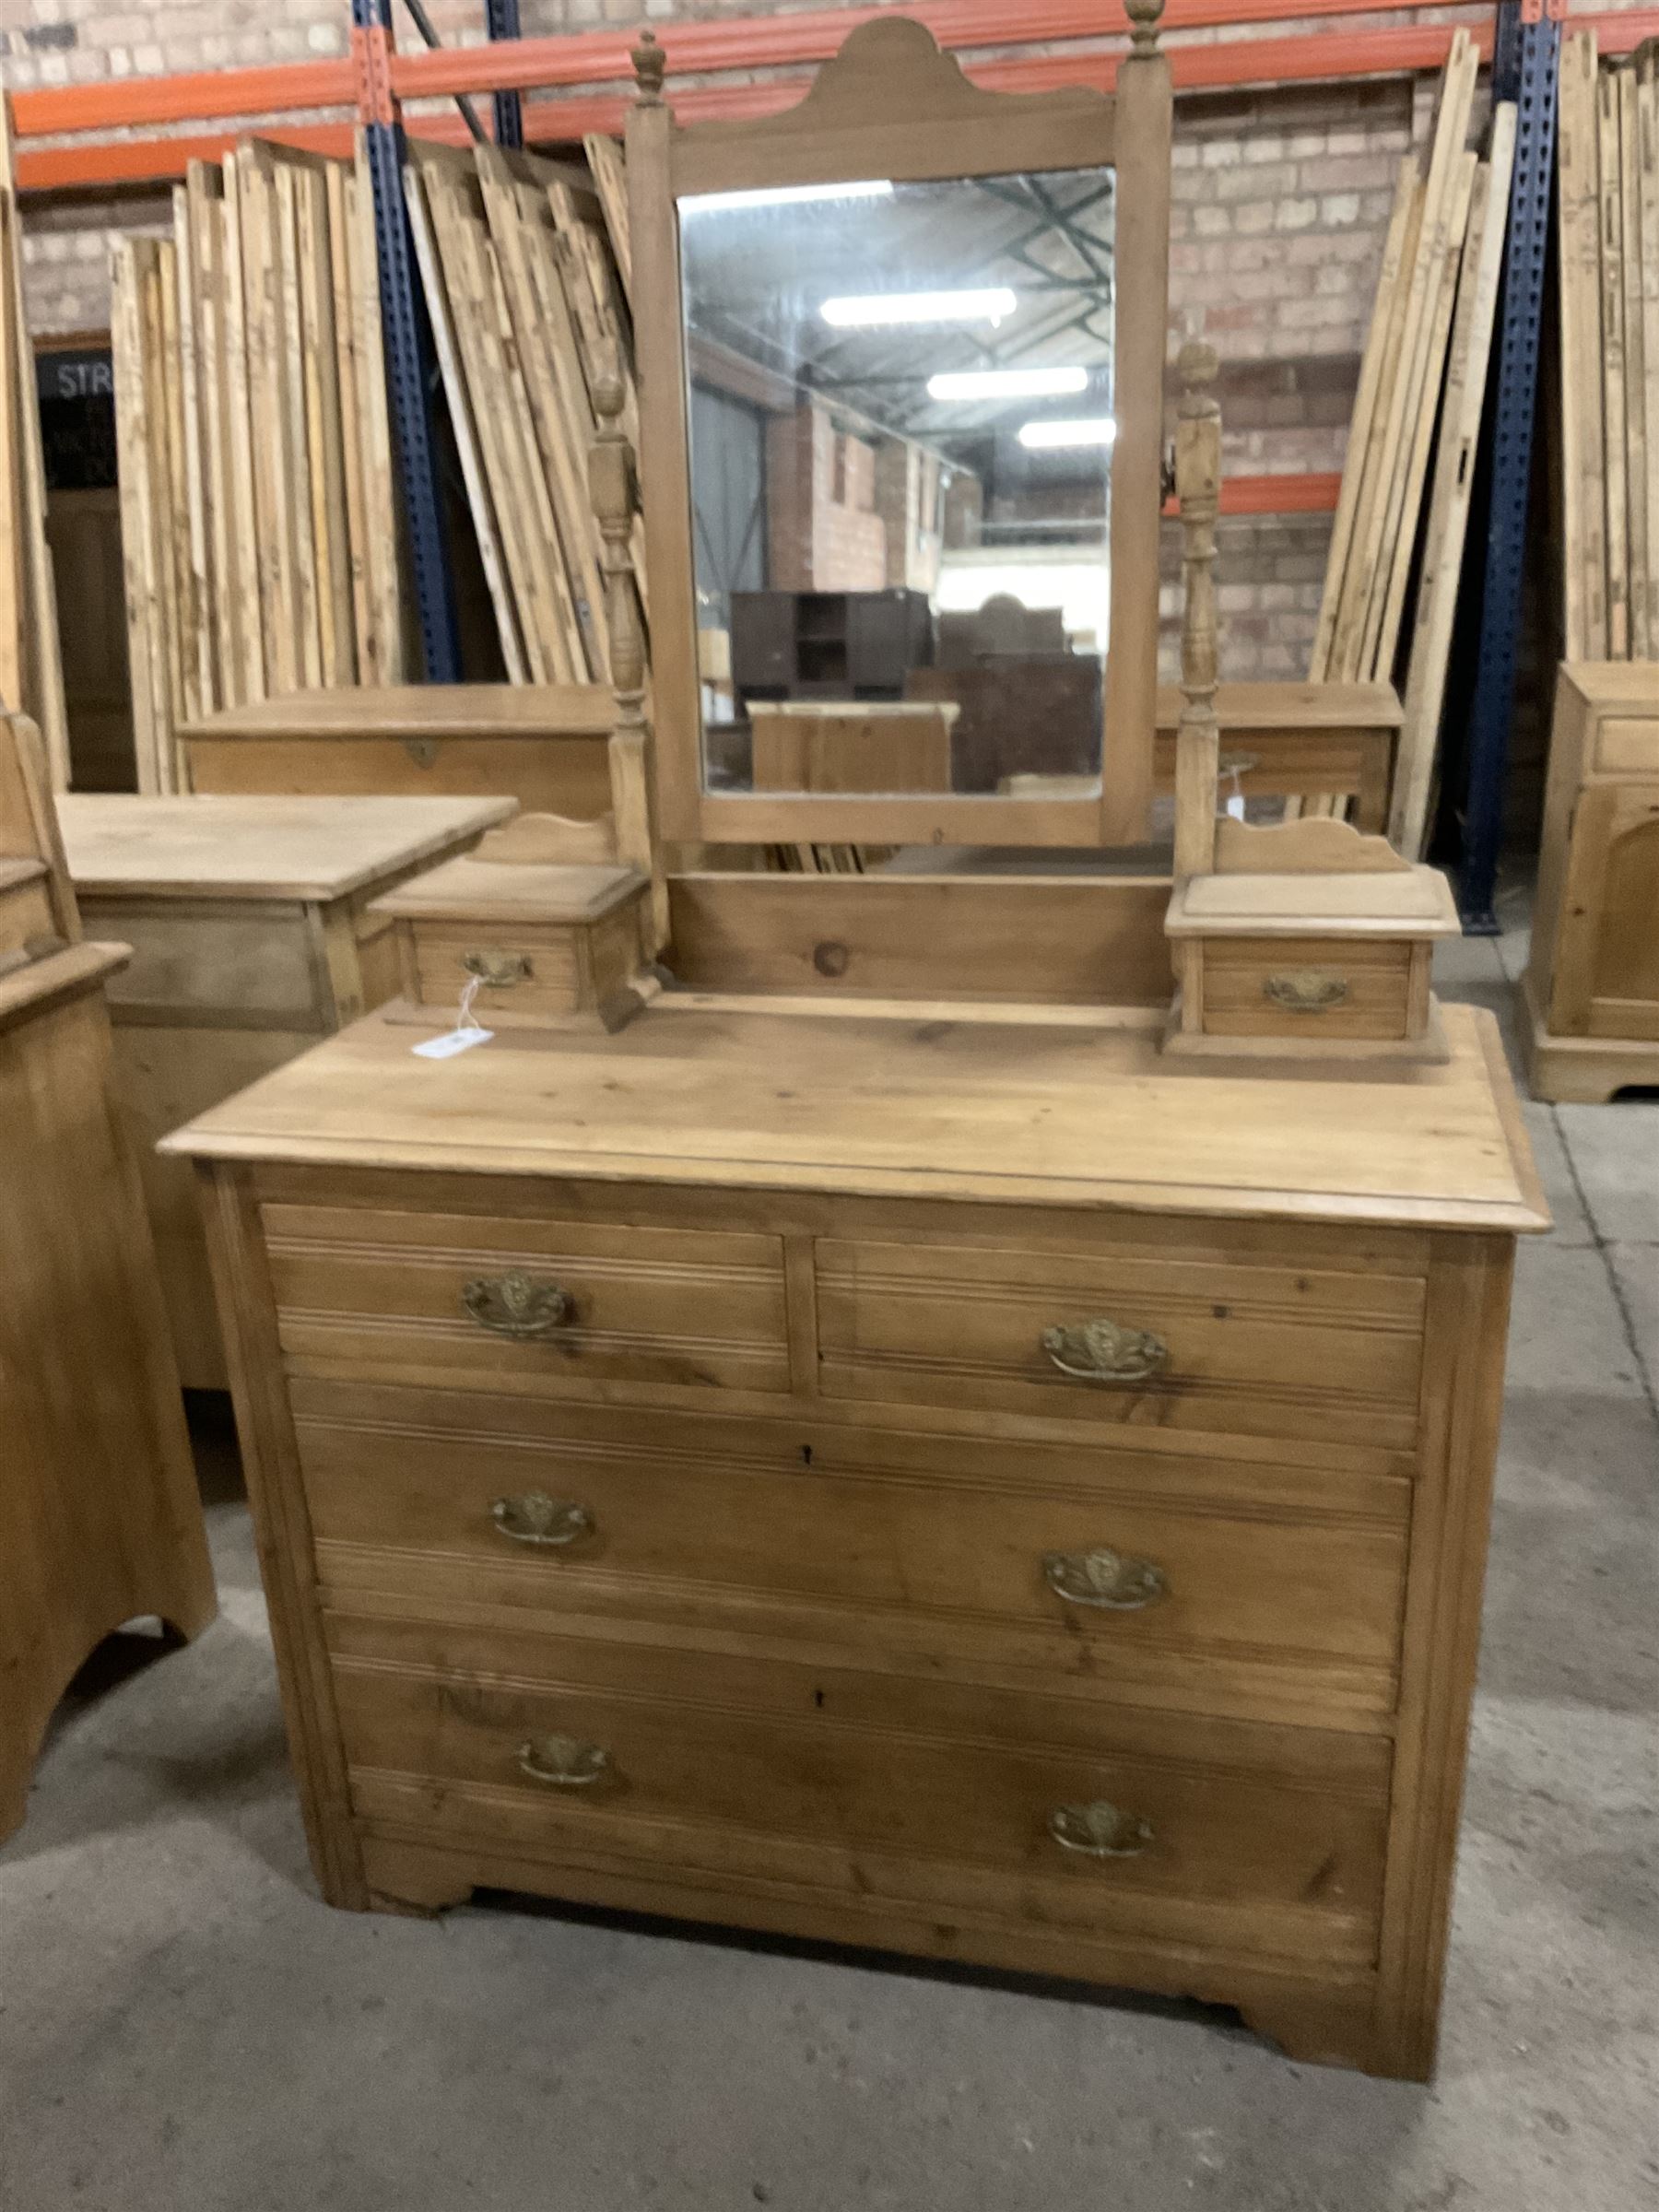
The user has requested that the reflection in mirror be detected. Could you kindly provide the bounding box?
[679,169,1115,799]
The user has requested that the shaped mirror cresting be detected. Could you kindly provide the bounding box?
[678,167,1116,801]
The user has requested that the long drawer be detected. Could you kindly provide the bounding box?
[327,1613,1391,1968]
[814,1235,1427,1449]
[290,1382,1410,1722]
[264,1203,792,1394]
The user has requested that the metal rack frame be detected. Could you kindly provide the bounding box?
[10,1,1627,732]
[1453,0,1564,929]
[13,2,1656,195]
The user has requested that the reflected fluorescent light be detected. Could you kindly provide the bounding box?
[820,287,1017,329]
[680,179,893,215]
[927,366,1089,402]
[1018,416,1117,449]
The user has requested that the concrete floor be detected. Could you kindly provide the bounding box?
[2,893,1656,2212]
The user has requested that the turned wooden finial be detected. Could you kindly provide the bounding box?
[631,29,666,104]
[1173,339,1222,882]
[1124,0,1166,61]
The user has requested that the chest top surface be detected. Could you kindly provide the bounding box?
[56,794,517,902]
[163,998,1546,1234]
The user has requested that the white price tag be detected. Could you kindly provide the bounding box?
[1225,793,1246,821]
[411,1026,493,1061]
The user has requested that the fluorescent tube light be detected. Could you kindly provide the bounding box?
[680,180,894,215]
[1018,417,1117,449]
[820,287,1018,329]
[927,367,1090,402]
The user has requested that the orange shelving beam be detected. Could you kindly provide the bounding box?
[15,1,1659,193]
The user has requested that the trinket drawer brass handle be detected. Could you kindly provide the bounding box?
[1263,969,1348,1013]
[491,1492,594,1547]
[1043,1547,1168,1611]
[517,1735,610,1788]
[463,947,534,988]
[1041,1318,1169,1383]
[463,1270,575,1338]
[1049,1800,1153,1859]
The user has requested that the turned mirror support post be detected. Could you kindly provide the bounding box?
[1173,341,1222,884]
[591,354,667,954]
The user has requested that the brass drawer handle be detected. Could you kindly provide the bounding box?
[1043,1547,1167,1611]
[517,1735,610,1788]
[1264,969,1347,1013]
[1041,1319,1169,1384]
[492,1492,594,1547]
[463,947,534,988]
[1049,1800,1153,1859]
[463,1270,575,1339]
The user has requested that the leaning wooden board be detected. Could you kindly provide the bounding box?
[57,793,515,1387]
[166,995,1545,2077]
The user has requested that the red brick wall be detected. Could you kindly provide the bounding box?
[765,401,888,592]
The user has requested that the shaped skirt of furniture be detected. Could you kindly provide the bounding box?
[0,716,215,1844]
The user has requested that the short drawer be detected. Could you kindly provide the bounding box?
[403,912,641,1026]
[1199,938,1416,1041]
[89,898,322,1024]
[815,1235,1426,1450]
[264,1203,791,1394]
[328,1614,1391,1967]
[1592,717,1659,776]
[293,1384,1410,1720]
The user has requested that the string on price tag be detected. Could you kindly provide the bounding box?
[411,974,494,1060]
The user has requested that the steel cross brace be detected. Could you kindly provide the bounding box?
[1454,0,1562,929]
[351,0,462,682]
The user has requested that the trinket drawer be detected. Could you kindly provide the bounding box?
[168,999,1546,2080]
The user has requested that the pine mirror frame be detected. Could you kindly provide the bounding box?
[627,6,1172,850]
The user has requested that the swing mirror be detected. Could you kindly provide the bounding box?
[679,167,1115,806]
[629,9,1171,848]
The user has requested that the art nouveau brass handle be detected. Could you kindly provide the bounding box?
[516,1735,610,1788]
[1041,1319,1170,1384]
[463,947,534,988]
[491,1492,594,1547]
[463,1270,575,1338]
[1043,1547,1168,1611]
[1263,969,1348,1014]
[1049,1800,1153,1859]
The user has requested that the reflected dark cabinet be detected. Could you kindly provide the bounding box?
[731,589,935,706]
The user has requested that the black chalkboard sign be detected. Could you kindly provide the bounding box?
[36,346,116,491]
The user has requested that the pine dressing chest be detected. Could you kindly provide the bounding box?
[165,7,1547,2078]
[169,998,1542,2080]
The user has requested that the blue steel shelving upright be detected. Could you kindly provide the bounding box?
[486,0,525,149]
[350,0,462,682]
[1452,0,1563,930]
[349,0,528,680]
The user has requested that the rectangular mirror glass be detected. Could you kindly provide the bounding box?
[678,167,1116,801]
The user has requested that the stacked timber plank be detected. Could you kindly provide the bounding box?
[1304,32,1516,855]
[0,100,69,791]
[404,139,648,688]
[1557,32,1659,663]
[112,140,406,794]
